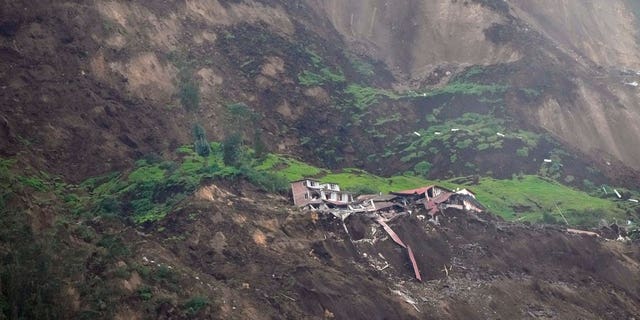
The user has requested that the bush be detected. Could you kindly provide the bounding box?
[516,147,529,157]
[184,296,208,315]
[222,133,244,167]
[137,287,153,301]
[413,161,432,178]
[192,124,211,158]
[541,212,558,224]
[97,235,130,259]
[97,196,122,215]
[244,169,289,194]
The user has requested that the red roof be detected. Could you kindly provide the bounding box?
[391,185,435,196]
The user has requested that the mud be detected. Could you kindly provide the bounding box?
[126,183,640,319]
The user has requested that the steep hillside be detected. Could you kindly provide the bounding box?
[3,1,640,318]
[2,0,640,188]
[2,156,640,319]
[310,0,640,182]
[310,0,521,76]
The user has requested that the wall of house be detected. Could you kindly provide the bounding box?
[291,181,311,206]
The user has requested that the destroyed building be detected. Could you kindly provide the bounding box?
[290,179,487,282]
[290,179,354,210]
[291,179,484,217]
[391,185,485,216]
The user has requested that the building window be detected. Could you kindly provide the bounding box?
[304,193,309,199]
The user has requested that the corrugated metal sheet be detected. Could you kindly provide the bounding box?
[376,218,422,282]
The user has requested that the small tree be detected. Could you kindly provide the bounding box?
[252,128,267,161]
[193,124,211,166]
[222,133,243,167]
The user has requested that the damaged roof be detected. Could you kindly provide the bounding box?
[356,194,399,202]
[391,185,452,196]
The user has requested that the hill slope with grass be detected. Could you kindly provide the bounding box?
[2,151,640,319]
[3,0,640,318]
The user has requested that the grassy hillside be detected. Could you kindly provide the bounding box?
[257,154,637,227]
[4,144,633,230]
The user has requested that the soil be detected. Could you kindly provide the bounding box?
[123,182,640,319]
[2,0,640,187]
[3,1,640,319]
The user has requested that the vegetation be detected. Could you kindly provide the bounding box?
[183,296,209,316]
[469,175,627,225]
[347,54,375,78]
[193,124,212,159]
[407,81,508,99]
[298,48,346,86]
[169,50,201,112]
[82,141,290,225]
[222,133,244,167]
[0,159,91,319]
[298,68,345,86]
[255,154,636,227]
[343,84,399,110]
[397,112,530,163]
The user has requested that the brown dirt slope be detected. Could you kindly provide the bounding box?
[3,0,640,184]
[73,183,640,319]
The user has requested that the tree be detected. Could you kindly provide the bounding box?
[252,129,267,161]
[222,133,243,167]
[192,124,211,166]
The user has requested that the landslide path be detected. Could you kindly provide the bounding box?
[129,183,640,319]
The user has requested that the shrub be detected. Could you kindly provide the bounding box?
[192,124,212,158]
[18,176,47,191]
[413,161,432,177]
[97,235,130,259]
[184,296,208,316]
[516,147,529,157]
[97,196,122,215]
[151,265,179,290]
[243,169,289,194]
[541,212,558,224]
[222,133,244,167]
[137,287,153,301]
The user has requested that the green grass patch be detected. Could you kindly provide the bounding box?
[320,171,436,193]
[255,154,325,181]
[298,68,345,86]
[256,154,630,227]
[347,55,375,77]
[465,175,627,226]
[405,81,508,98]
[396,112,542,163]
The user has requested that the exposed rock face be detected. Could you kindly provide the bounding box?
[312,0,521,77]
[510,0,640,69]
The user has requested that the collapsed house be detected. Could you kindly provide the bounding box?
[291,179,484,218]
[291,179,354,210]
[391,185,484,216]
[290,179,486,282]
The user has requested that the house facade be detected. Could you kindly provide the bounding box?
[290,179,353,207]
